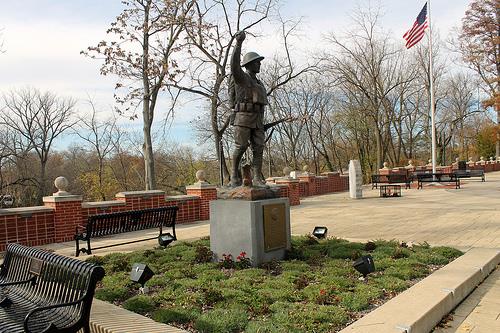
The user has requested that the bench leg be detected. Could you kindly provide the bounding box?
[75,238,81,257]
[87,238,92,255]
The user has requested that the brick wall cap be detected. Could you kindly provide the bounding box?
[298,174,316,179]
[275,179,299,184]
[186,182,217,189]
[81,200,126,209]
[321,172,339,176]
[115,190,165,198]
[269,184,288,189]
[315,175,327,179]
[43,195,83,203]
[166,194,199,201]
[0,206,53,216]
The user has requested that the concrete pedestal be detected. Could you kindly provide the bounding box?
[210,197,291,266]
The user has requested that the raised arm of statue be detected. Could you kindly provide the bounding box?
[231,31,246,83]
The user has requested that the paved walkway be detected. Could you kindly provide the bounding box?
[43,171,500,333]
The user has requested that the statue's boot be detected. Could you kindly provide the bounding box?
[230,149,244,187]
[252,155,266,186]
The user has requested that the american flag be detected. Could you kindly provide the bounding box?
[403,3,429,49]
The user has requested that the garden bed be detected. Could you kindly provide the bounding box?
[87,236,462,333]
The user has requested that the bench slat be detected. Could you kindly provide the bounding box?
[0,243,105,333]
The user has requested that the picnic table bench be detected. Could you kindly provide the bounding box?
[415,172,460,189]
[453,169,485,182]
[0,243,105,333]
[371,173,411,189]
[74,206,178,257]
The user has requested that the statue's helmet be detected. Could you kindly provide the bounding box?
[241,52,264,67]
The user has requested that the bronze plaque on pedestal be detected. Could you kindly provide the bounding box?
[263,203,286,252]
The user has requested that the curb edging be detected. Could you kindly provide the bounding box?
[339,248,500,333]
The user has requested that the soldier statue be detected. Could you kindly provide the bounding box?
[229,31,268,187]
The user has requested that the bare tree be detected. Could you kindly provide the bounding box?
[82,0,195,190]
[75,99,116,200]
[458,0,500,157]
[169,0,315,182]
[324,6,405,170]
[436,72,480,164]
[1,87,76,204]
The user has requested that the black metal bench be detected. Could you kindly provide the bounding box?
[416,173,460,189]
[74,206,178,257]
[371,173,411,189]
[0,243,105,333]
[453,169,485,182]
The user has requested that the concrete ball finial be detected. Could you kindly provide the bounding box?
[302,165,309,172]
[195,170,207,182]
[383,162,389,169]
[54,176,69,192]
[480,156,485,161]
[283,166,291,177]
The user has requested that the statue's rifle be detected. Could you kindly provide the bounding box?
[264,116,298,143]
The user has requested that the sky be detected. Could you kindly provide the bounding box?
[0,0,472,151]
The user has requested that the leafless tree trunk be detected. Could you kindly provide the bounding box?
[75,99,116,200]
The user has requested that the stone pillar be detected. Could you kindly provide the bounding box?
[349,160,362,199]
[186,170,217,221]
[405,159,415,171]
[298,166,316,196]
[43,176,83,243]
[379,162,390,175]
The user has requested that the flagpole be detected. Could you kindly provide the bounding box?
[428,0,437,174]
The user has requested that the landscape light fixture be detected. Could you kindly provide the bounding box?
[158,232,176,247]
[130,263,154,293]
[312,226,328,239]
[352,255,375,278]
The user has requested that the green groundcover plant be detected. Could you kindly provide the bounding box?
[87,237,462,333]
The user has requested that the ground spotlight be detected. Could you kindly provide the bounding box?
[158,232,176,247]
[352,255,375,278]
[130,263,154,292]
[312,226,328,239]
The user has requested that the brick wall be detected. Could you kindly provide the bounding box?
[275,180,300,206]
[186,184,217,221]
[0,170,358,252]
[166,196,200,223]
[299,181,309,197]
[315,176,329,195]
[0,208,54,252]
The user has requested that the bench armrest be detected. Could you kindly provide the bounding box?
[24,296,88,333]
[0,276,36,288]
[75,224,87,232]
